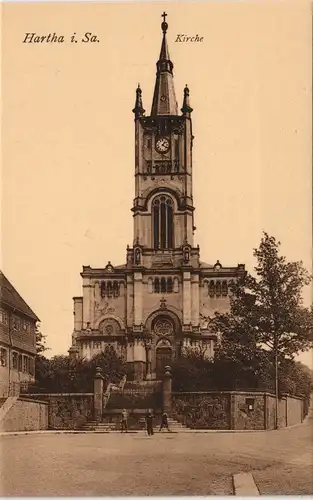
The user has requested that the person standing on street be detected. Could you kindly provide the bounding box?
[159,411,170,432]
[121,408,128,433]
[145,409,154,436]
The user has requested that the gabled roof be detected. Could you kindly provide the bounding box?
[0,271,39,321]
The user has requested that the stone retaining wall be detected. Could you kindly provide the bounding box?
[172,391,304,430]
[0,397,48,432]
[22,393,94,430]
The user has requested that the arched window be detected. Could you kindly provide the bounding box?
[107,282,113,298]
[113,281,120,298]
[215,281,221,297]
[100,281,106,298]
[222,281,228,296]
[152,195,174,249]
[153,277,174,293]
[160,277,167,293]
[154,278,160,293]
[209,281,215,297]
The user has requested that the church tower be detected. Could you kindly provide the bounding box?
[70,14,246,381]
[131,13,196,258]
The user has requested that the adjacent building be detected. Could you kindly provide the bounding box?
[0,272,39,396]
[69,14,245,380]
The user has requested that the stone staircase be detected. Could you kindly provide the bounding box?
[81,416,188,433]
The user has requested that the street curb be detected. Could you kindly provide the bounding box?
[1,421,309,437]
[232,472,260,496]
[0,430,140,436]
[0,429,268,437]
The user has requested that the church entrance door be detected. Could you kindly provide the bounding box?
[156,346,172,379]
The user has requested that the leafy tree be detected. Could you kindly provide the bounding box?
[208,232,313,426]
[31,346,126,393]
[210,232,313,365]
[35,324,49,355]
[172,346,214,391]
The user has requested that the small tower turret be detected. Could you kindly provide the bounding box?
[132,84,145,118]
[181,85,193,117]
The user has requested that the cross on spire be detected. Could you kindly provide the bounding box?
[161,11,168,34]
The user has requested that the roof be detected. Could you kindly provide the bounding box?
[0,271,39,321]
[199,261,214,268]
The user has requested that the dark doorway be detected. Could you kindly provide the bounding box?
[156,346,172,379]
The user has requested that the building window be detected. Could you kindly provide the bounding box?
[152,195,174,249]
[113,281,119,298]
[153,277,174,294]
[13,316,21,331]
[160,277,166,293]
[107,281,113,298]
[29,358,35,375]
[23,356,28,373]
[0,348,7,367]
[18,354,23,372]
[154,278,160,293]
[208,280,228,298]
[245,398,255,411]
[222,281,228,296]
[209,281,215,297]
[12,352,18,369]
[101,280,120,298]
[0,309,9,325]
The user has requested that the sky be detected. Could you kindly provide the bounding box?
[1,0,312,367]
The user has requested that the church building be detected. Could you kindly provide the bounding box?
[69,14,246,380]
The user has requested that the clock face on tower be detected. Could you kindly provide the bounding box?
[155,137,170,154]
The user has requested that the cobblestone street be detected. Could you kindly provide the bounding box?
[1,416,312,496]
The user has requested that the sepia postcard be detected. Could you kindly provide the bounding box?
[0,0,312,496]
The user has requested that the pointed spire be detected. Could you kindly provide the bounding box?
[132,84,145,118]
[151,13,178,116]
[181,85,193,116]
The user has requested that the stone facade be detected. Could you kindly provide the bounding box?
[69,15,246,380]
[0,272,38,396]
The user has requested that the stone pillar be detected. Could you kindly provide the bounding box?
[126,275,134,328]
[93,367,104,422]
[163,365,172,415]
[183,271,192,325]
[229,394,236,430]
[82,278,92,327]
[68,346,79,361]
[133,339,146,381]
[191,274,200,326]
[73,297,83,331]
[264,393,268,430]
[146,344,152,380]
[133,272,143,325]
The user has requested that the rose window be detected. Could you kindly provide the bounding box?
[154,319,173,337]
